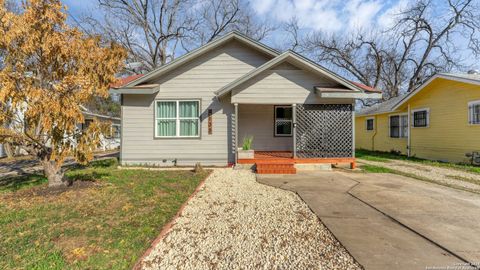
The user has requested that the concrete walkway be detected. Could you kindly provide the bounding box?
[257,171,480,270]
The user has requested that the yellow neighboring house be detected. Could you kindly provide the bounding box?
[355,72,480,164]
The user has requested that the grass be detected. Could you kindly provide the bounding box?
[446,174,480,186]
[356,149,480,174]
[0,159,210,269]
[359,163,480,195]
[359,164,395,173]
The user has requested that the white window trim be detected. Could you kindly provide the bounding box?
[411,108,430,128]
[365,117,375,131]
[154,100,201,138]
[274,105,293,137]
[468,100,480,125]
[389,113,408,139]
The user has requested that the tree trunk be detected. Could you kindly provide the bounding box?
[43,161,66,187]
[4,143,14,158]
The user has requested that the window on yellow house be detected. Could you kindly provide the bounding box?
[390,115,408,138]
[468,100,480,125]
[412,108,429,127]
[366,118,374,131]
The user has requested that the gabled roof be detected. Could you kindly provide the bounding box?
[350,81,382,93]
[357,72,480,116]
[79,105,121,121]
[215,50,377,97]
[122,31,279,88]
[391,72,480,111]
[357,95,406,116]
[111,74,144,88]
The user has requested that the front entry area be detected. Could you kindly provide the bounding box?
[235,103,356,173]
[238,151,356,174]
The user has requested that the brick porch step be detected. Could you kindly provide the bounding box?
[256,162,297,174]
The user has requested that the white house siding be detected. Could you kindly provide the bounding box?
[231,67,353,105]
[121,40,272,166]
[238,104,292,151]
[0,144,5,158]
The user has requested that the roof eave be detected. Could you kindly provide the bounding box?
[319,92,382,99]
[109,85,160,94]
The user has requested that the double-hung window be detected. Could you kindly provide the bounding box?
[155,100,200,137]
[468,100,480,125]
[274,106,292,136]
[366,118,374,131]
[390,115,408,138]
[412,108,429,127]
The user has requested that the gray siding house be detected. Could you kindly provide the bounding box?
[112,32,381,168]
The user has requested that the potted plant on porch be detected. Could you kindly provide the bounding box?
[238,136,254,159]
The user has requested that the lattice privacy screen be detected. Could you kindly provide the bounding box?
[296,104,353,158]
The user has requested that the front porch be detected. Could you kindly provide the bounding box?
[233,103,356,174]
[238,151,355,165]
[238,151,356,174]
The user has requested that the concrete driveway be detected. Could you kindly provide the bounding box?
[257,171,480,270]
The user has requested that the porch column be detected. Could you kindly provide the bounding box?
[292,104,297,159]
[234,103,239,165]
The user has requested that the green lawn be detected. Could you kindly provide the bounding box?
[359,164,395,173]
[0,159,210,269]
[356,149,480,174]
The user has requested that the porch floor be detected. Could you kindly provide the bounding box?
[238,151,356,171]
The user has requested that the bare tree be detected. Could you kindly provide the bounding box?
[83,0,196,72]
[282,17,301,51]
[302,0,480,100]
[181,0,274,52]
[83,0,273,72]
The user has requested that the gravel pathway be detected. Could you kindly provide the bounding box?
[358,159,480,193]
[141,169,360,270]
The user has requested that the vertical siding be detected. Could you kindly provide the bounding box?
[121,40,271,166]
[238,104,292,151]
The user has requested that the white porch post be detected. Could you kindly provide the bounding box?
[234,103,239,165]
[292,104,297,159]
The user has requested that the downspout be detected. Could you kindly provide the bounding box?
[371,115,378,151]
[407,104,411,157]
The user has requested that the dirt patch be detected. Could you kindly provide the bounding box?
[6,180,100,198]
[54,235,100,263]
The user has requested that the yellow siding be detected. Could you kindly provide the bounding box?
[399,78,480,163]
[356,78,480,163]
[355,114,408,155]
